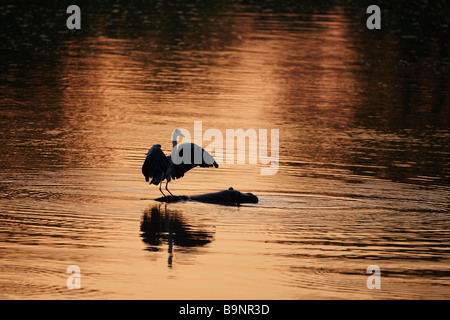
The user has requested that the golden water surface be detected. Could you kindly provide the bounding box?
[0,1,449,299]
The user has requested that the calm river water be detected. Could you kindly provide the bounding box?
[0,1,449,299]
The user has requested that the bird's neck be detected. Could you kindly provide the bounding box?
[172,140,178,149]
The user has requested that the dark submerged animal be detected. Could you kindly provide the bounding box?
[154,187,259,206]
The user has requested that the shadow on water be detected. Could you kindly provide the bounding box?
[140,204,214,267]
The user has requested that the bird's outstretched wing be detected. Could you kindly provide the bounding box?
[170,143,218,180]
[142,144,167,182]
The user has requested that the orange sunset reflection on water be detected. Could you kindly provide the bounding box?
[0,2,449,299]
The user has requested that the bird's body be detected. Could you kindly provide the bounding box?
[142,130,218,196]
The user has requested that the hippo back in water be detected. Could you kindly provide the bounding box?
[154,187,258,206]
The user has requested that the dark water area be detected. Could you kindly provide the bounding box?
[0,0,449,299]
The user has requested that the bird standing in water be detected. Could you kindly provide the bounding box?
[142,129,219,196]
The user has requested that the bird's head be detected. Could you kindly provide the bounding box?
[171,129,185,143]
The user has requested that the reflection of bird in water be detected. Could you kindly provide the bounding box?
[140,205,214,267]
[142,129,218,196]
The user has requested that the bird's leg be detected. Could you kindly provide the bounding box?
[165,180,173,196]
[159,181,166,197]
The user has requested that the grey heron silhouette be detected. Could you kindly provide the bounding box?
[142,129,219,197]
